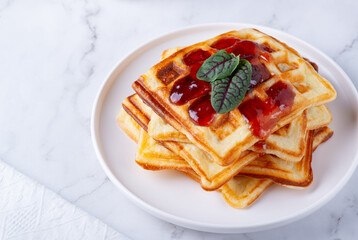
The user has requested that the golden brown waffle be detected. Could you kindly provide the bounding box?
[220,176,273,208]
[123,94,258,190]
[181,169,273,209]
[116,29,336,208]
[119,111,273,208]
[241,130,314,187]
[313,127,334,151]
[151,46,332,160]
[120,94,332,187]
[181,167,273,209]
[133,28,336,166]
[241,127,333,187]
[117,108,141,142]
[119,104,332,179]
[118,105,333,207]
[136,129,191,171]
[149,107,309,162]
[307,105,332,130]
[137,127,317,187]
[147,103,331,162]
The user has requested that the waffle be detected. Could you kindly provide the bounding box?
[117,108,141,142]
[118,95,330,190]
[306,104,332,130]
[119,103,332,173]
[123,94,259,190]
[133,28,336,166]
[147,104,331,144]
[147,102,332,161]
[117,28,336,208]
[241,130,314,187]
[118,111,272,208]
[118,105,333,207]
[148,46,333,163]
[220,176,273,208]
[148,103,332,163]
[155,46,332,142]
[182,167,273,209]
[221,124,331,207]
[135,128,190,171]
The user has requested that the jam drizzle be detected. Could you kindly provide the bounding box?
[188,94,216,126]
[183,49,211,66]
[254,140,267,151]
[239,81,296,139]
[169,77,211,105]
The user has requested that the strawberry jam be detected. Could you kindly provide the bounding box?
[254,140,267,156]
[211,38,272,90]
[188,94,216,126]
[183,49,212,66]
[231,40,258,60]
[239,81,295,139]
[249,63,271,91]
[254,140,267,151]
[170,49,213,123]
[169,76,211,105]
[188,62,202,79]
[169,49,212,106]
[211,37,241,53]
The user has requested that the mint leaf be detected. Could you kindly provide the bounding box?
[211,59,252,114]
[196,50,240,82]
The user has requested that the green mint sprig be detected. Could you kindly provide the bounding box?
[196,50,252,114]
[196,50,240,82]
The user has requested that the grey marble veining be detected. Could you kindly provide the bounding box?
[0,0,358,239]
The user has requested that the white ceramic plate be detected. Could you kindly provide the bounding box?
[91,23,358,233]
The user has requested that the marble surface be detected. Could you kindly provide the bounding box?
[0,0,358,239]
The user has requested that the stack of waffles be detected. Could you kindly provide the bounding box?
[117,28,336,208]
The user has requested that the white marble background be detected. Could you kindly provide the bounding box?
[0,0,358,239]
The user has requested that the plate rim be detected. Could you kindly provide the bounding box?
[91,22,358,233]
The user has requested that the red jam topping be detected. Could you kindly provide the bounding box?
[261,44,274,53]
[254,141,267,156]
[249,63,271,91]
[254,140,267,150]
[187,62,202,79]
[211,38,272,90]
[183,49,212,66]
[231,40,258,60]
[239,81,295,139]
[170,49,215,123]
[169,77,211,105]
[188,94,216,126]
[211,37,241,52]
[169,49,211,105]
